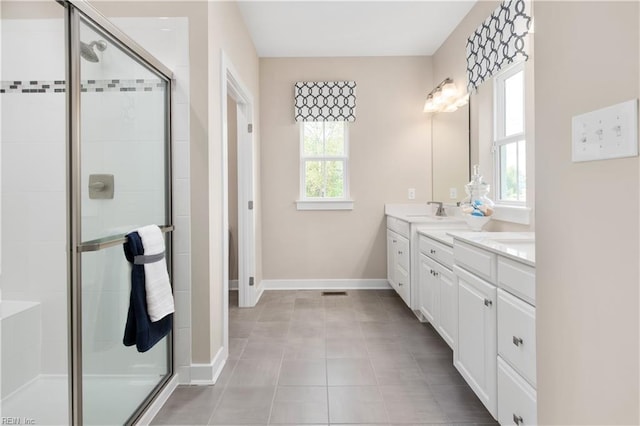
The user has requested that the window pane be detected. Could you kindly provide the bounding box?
[305,160,324,197]
[504,70,524,136]
[303,122,323,155]
[499,140,526,202]
[324,122,345,156]
[325,161,345,198]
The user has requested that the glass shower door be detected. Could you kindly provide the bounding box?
[76,15,172,425]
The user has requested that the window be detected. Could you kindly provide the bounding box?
[494,63,526,204]
[298,121,352,210]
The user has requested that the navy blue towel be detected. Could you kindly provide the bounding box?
[123,231,172,352]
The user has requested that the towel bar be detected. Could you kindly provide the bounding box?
[78,225,174,253]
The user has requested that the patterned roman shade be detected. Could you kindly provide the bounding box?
[294,81,356,122]
[466,0,532,92]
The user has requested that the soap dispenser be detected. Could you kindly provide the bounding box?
[460,165,494,231]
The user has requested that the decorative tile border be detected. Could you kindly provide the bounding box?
[0,79,165,94]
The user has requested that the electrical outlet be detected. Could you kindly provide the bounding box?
[408,188,416,200]
[449,187,457,199]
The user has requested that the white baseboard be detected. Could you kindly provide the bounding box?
[229,279,238,290]
[261,279,391,291]
[135,374,178,425]
[190,346,226,385]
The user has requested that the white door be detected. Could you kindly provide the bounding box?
[236,104,256,307]
[418,254,438,324]
[386,230,397,288]
[454,265,497,417]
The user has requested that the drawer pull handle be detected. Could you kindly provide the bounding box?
[484,298,492,307]
[430,249,436,254]
[393,239,397,243]
[513,414,523,425]
[513,336,524,347]
[398,251,403,255]
[398,282,403,286]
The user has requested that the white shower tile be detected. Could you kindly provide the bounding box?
[173,216,190,255]
[174,290,191,329]
[173,253,191,292]
[172,140,190,179]
[175,327,191,367]
[172,103,189,141]
[173,178,190,217]
[26,192,66,243]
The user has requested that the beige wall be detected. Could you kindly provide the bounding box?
[207,1,260,358]
[535,2,639,424]
[260,56,433,280]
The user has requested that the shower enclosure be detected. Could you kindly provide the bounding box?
[1,1,174,424]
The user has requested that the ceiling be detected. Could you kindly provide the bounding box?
[237,1,477,58]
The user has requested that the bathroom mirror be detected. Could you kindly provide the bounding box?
[431,103,470,204]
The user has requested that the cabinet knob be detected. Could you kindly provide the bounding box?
[484,299,493,307]
[513,336,524,347]
[513,414,524,425]
[393,239,397,243]
[398,251,403,255]
[430,249,436,254]
[398,282,403,286]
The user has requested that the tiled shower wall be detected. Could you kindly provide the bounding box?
[0,16,192,383]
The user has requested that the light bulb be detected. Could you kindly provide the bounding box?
[454,93,470,107]
[432,90,443,106]
[441,81,457,100]
[444,103,458,113]
[423,99,436,113]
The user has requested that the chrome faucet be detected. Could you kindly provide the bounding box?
[427,201,446,217]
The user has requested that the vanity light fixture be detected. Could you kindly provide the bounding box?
[423,78,469,113]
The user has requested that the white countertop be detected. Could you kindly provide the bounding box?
[385,203,466,225]
[447,231,535,266]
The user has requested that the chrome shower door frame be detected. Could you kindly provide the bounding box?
[64,1,174,424]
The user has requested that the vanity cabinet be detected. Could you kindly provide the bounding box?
[385,214,464,311]
[418,233,457,349]
[386,227,410,306]
[452,233,536,424]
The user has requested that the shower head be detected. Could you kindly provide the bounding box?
[80,40,107,63]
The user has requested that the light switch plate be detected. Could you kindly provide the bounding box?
[571,99,638,162]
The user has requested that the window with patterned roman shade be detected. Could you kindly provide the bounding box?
[466,0,532,92]
[294,81,356,122]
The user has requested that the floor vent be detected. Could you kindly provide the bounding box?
[322,291,348,296]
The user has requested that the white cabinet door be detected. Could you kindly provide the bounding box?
[418,253,439,324]
[386,230,398,288]
[396,265,410,306]
[436,264,456,349]
[454,265,497,418]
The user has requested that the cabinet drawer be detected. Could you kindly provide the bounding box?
[454,240,497,284]
[387,216,410,238]
[498,257,536,306]
[419,235,454,269]
[498,357,537,426]
[498,289,536,387]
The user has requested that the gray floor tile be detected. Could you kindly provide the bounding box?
[257,307,293,322]
[414,356,467,386]
[288,321,326,338]
[325,320,364,338]
[430,384,497,423]
[326,338,368,359]
[328,386,389,424]
[372,363,426,386]
[152,385,223,425]
[228,338,248,359]
[284,337,326,359]
[230,307,264,322]
[250,321,290,339]
[380,384,446,424]
[209,386,275,424]
[269,386,328,424]
[216,359,239,388]
[279,359,327,385]
[327,358,377,386]
[291,308,326,323]
[324,307,358,321]
[229,321,256,338]
[227,358,281,386]
[241,339,287,359]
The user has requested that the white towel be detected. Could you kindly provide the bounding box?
[135,225,175,322]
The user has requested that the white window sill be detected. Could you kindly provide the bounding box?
[492,204,532,225]
[296,199,354,211]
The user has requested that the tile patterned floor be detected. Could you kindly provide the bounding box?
[152,290,498,425]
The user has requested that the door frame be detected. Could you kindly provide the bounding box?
[220,50,256,357]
